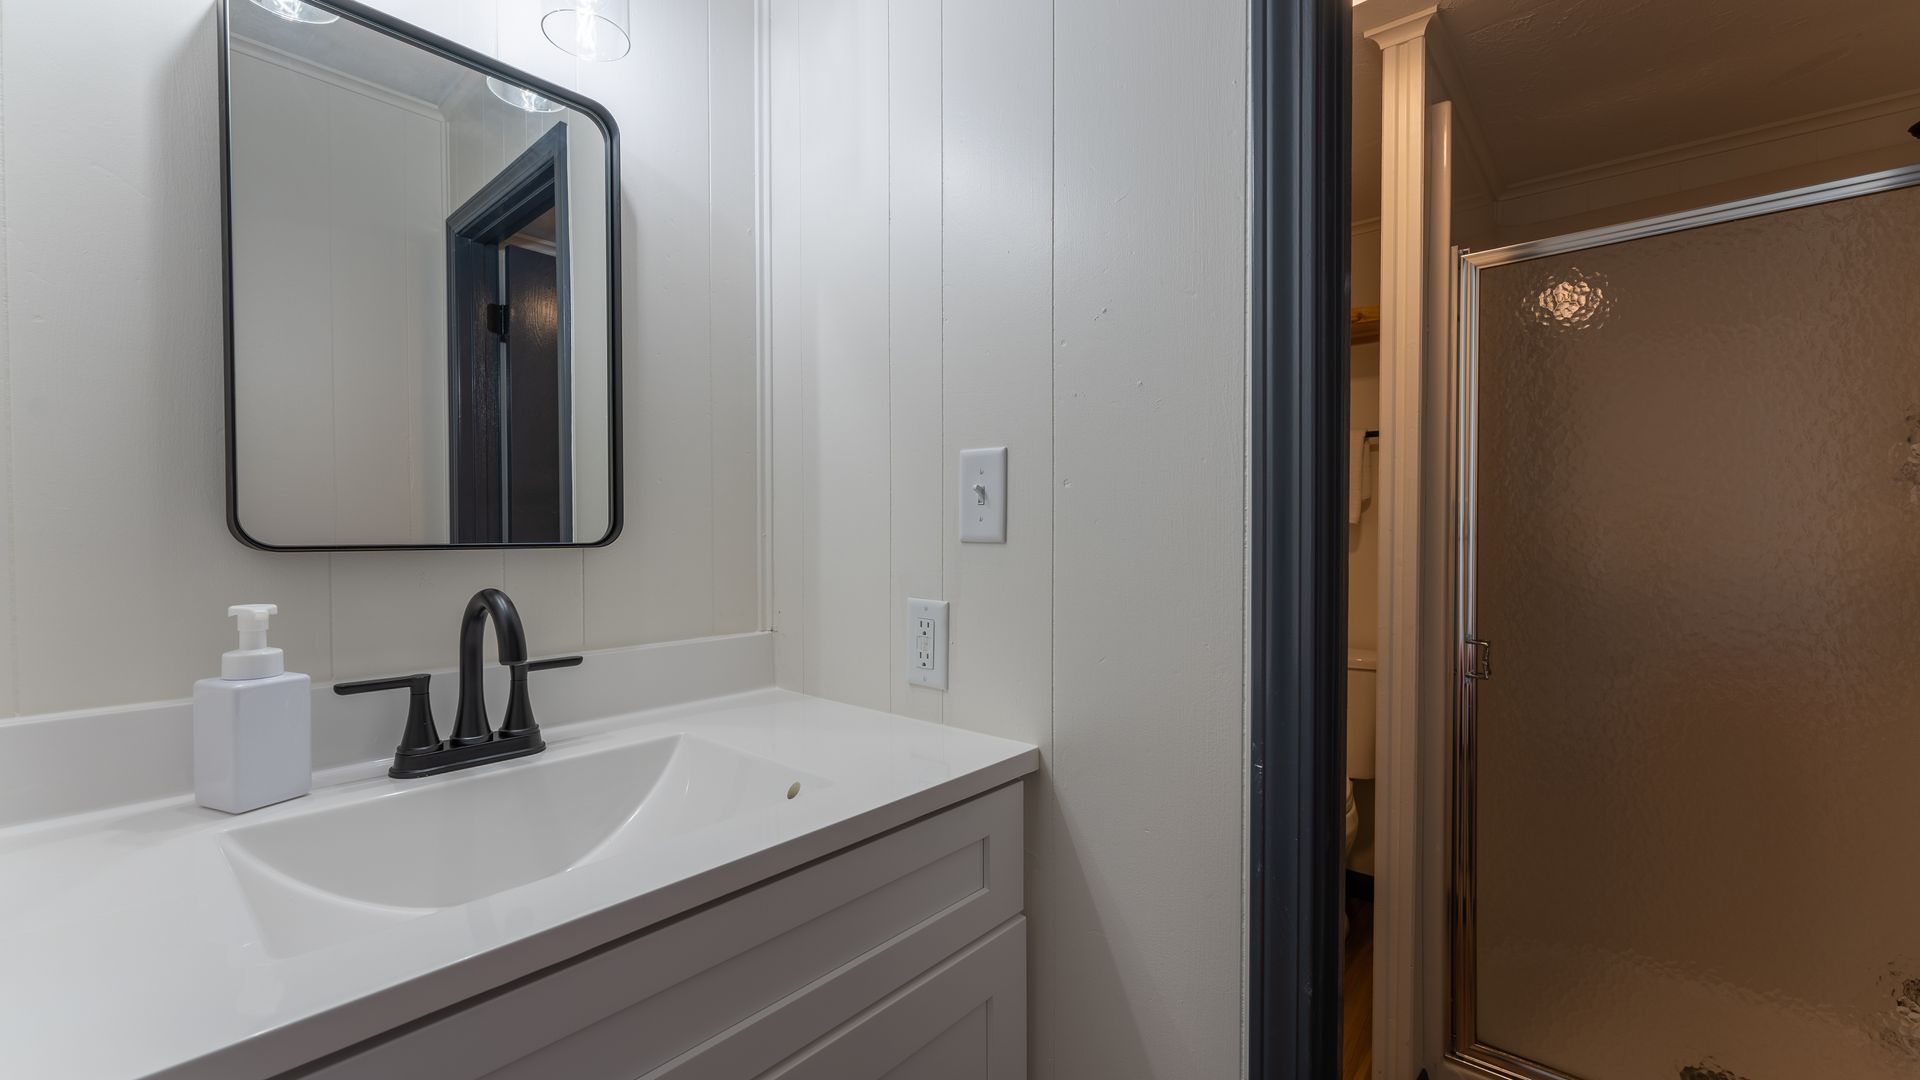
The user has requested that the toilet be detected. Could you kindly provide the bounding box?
[1344,650,1377,869]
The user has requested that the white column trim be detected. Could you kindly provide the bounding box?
[1364,9,1434,1080]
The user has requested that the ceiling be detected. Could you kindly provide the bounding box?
[1353,0,1920,216]
[1439,0,1920,187]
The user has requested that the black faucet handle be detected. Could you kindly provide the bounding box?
[499,656,581,740]
[335,673,442,757]
[334,673,432,696]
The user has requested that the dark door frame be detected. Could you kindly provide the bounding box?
[446,123,572,544]
[1249,0,1351,1077]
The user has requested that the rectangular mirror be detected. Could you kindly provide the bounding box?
[220,0,620,549]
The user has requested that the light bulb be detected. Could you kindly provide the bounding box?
[541,1,631,62]
[247,0,339,24]
[487,77,566,114]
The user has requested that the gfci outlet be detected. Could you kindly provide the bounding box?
[906,598,949,690]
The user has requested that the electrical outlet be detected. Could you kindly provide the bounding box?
[906,598,949,690]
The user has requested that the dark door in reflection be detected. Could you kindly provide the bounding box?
[447,124,572,544]
[503,243,565,543]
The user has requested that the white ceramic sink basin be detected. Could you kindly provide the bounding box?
[220,734,827,954]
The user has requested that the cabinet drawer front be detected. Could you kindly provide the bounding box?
[298,783,1023,1080]
[755,917,1025,1080]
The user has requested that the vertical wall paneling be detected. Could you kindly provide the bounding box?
[885,0,945,725]
[0,0,335,712]
[329,551,504,676]
[938,0,1055,747]
[0,1,13,718]
[796,0,894,710]
[1048,0,1249,1075]
[582,0,718,647]
[710,0,764,636]
[768,0,808,689]
[502,549,588,658]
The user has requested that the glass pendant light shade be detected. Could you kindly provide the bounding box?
[542,0,631,62]
[486,77,566,114]
[247,0,339,23]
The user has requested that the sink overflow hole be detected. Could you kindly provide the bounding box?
[787,782,801,800]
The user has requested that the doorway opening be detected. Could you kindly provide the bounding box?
[1343,2,1920,1079]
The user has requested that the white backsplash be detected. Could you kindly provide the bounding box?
[0,632,772,828]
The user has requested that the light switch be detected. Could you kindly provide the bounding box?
[959,447,1007,543]
[907,598,949,690]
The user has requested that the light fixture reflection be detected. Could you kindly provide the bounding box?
[1527,266,1612,334]
[487,77,566,114]
[247,0,339,24]
[542,0,632,62]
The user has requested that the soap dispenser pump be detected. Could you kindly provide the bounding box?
[194,604,312,814]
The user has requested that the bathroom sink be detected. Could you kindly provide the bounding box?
[220,734,825,952]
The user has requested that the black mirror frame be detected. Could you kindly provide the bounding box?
[216,0,624,552]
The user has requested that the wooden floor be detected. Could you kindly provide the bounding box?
[1342,898,1374,1080]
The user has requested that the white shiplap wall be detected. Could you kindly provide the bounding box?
[768,0,1250,1075]
[0,0,760,716]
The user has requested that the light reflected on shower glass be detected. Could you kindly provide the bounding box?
[1525,265,1612,333]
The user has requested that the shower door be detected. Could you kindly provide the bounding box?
[1452,167,1920,1080]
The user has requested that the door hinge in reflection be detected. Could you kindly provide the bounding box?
[486,303,511,337]
[1466,638,1492,680]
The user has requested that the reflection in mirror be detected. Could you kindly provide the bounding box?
[224,0,617,548]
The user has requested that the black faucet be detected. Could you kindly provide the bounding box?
[453,588,528,746]
[335,589,582,779]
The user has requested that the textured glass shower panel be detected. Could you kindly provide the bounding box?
[1472,183,1920,1080]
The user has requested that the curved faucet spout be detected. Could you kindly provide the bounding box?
[451,588,528,746]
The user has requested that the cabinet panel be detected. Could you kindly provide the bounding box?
[884,1006,988,1080]
[295,784,1023,1080]
[761,917,1025,1080]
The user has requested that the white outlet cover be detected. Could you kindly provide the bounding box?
[907,598,949,690]
[959,447,1007,543]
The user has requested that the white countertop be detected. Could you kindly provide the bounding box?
[0,689,1037,1080]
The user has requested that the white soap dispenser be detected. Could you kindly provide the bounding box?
[194,604,312,814]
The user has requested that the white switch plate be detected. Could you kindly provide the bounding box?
[907,598,949,690]
[959,447,1007,543]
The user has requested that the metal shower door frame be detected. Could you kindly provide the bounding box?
[1445,162,1920,1080]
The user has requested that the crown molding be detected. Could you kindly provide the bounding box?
[229,35,449,124]
[1498,85,1920,201]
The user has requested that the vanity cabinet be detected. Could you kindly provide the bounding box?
[284,783,1026,1080]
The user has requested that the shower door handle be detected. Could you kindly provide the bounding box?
[1465,638,1492,680]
